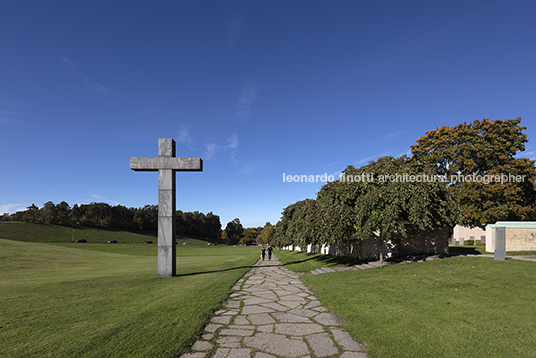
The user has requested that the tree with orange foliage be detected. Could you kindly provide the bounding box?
[411,118,536,225]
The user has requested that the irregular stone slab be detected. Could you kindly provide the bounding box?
[211,316,232,324]
[213,348,230,358]
[233,316,249,325]
[217,336,242,348]
[257,324,273,333]
[247,279,265,284]
[303,300,321,309]
[271,288,291,295]
[219,328,254,336]
[222,310,239,316]
[287,308,319,318]
[179,353,206,358]
[278,301,303,309]
[225,300,241,309]
[247,275,265,280]
[279,284,302,291]
[340,352,368,358]
[305,333,338,357]
[260,302,291,312]
[313,313,342,326]
[228,324,256,330]
[201,333,213,340]
[252,291,278,300]
[330,328,364,351]
[295,292,310,297]
[274,323,324,335]
[205,324,222,332]
[191,340,212,351]
[279,294,306,302]
[244,287,267,293]
[272,312,311,323]
[248,313,276,325]
[243,297,272,305]
[311,306,328,312]
[227,348,252,358]
[241,305,275,315]
[260,281,278,286]
[254,352,277,358]
[244,333,309,358]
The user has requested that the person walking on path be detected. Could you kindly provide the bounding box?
[267,245,273,261]
[261,247,266,261]
[181,253,368,358]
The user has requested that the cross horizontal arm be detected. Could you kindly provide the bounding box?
[130,157,203,171]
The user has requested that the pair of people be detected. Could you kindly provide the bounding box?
[261,245,273,261]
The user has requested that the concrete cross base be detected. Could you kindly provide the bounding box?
[158,246,177,277]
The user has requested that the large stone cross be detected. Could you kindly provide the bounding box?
[130,138,203,277]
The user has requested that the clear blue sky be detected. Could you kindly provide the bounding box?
[2,1,536,228]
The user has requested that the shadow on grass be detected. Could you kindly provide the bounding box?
[175,265,254,277]
[447,246,483,256]
[281,252,367,267]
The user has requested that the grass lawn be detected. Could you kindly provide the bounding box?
[279,251,536,357]
[0,238,259,358]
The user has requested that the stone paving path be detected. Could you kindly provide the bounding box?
[180,254,368,358]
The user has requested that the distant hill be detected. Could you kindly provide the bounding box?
[0,222,225,245]
[0,222,157,243]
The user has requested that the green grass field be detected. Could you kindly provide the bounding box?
[0,224,259,358]
[278,250,536,358]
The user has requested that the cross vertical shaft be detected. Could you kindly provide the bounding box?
[130,138,203,277]
[158,139,177,277]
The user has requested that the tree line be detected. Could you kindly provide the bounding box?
[272,118,536,251]
[221,218,276,246]
[2,202,221,239]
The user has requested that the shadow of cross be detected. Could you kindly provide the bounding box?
[130,138,202,277]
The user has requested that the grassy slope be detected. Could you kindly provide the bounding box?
[278,250,536,358]
[0,221,158,243]
[0,232,258,358]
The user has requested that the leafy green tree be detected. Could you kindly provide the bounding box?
[260,222,275,245]
[318,156,462,266]
[56,201,71,224]
[87,203,111,226]
[204,212,222,239]
[275,156,461,265]
[411,118,536,225]
[42,201,57,224]
[277,199,323,248]
[224,218,244,244]
[240,228,257,245]
[20,204,39,223]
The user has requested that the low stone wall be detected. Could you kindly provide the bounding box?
[281,227,450,260]
[486,222,536,252]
